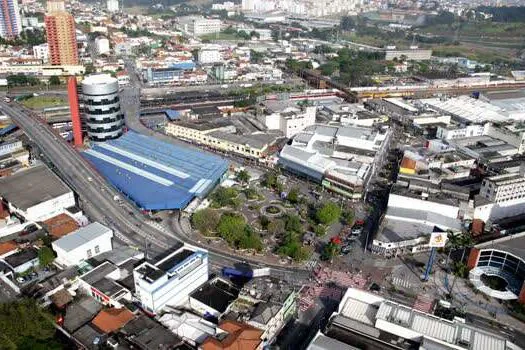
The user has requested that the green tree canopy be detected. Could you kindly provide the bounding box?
[315,202,341,225]
[321,241,340,262]
[0,299,57,349]
[277,232,310,261]
[285,214,303,233]
[211,187,239,207]
[236,170,251,185]
[48,76,61,86]
[192,208,221,235]
[217,213,246,245]
[38,246,55,267]
[267,219,285,235]
[286,187,300,204]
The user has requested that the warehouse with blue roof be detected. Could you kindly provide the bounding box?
[82,131,229,210]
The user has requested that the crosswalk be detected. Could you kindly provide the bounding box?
[305,258,318,271]
[392,276,413,289]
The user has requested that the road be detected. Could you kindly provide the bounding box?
[1,97,310,285]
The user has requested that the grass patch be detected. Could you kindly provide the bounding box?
[21,96,67,109]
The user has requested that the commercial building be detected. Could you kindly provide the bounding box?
[467,231,525,303]
[371,189,462,256]
[258,100,317,138]
[279,124,390,199]
[78,261,132,308]
[94,36,110,56]
[423,96,509,124]
[83,131,228,210]
[81,74,125,141]
[0,0,21,38]
[0,165,75,222]
[323,288,519,349]
[384,48,432,61]
[158,311,217,347]
[133,245,209,314]
[45,0,78,65]
[165,119,282,161]
[189,277,239,318]
[474,171,525,223]
[0,62,84,76]
[52,222,113,267]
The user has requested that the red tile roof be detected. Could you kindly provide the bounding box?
[201,320,263,350]
[91,308,134,334]
[0,241,17,257]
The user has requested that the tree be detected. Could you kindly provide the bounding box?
[314,224,326,237]
[340,16,355,31]
[250,49,264,63]
[236,170,251,185]
[48,76,61,86]
[267,219,285,235]
[321,241,340,262]
[38,246,55,267]
[211,187,239,207]
[287,187,300,204]
[192,208,221,235]
[262,172,278,188]
[342,209,355,225]
[0,299,56,349]
[238,227,263,251]
[285,214,303,233]
[217,213,246,245]
[315,202,341,225]
[278,232,310,261]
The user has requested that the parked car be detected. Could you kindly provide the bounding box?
[16,276,26,284]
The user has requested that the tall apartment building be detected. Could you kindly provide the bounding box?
[0,0,22,38]
[133,245,209,314]
[45,0,78,65]
[107,0,119,12]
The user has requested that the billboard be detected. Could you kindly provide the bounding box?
[429,231,448,248]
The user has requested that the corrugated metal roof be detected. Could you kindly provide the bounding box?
[83,131,228,210]
[53,222,112,252]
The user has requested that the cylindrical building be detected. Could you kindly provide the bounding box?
[81,74,124,142]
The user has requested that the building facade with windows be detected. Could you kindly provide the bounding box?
[133,245,209,314]
[45,1,78,65]
[52,222,113,266]
[0,0,22,38]
[81,74,124,141]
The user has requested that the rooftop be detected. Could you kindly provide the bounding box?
[83,131,229,210]
[156,248,195,273]
[91,307,135,334]
[476,231,525,261]
[80,261,118,285]
[201,320,263,350]
[43,214,79,239]
[64,297,102,333]
[121,315,184,350]
[52,222,112,252]
[0,165,71,210]
[4,247,38,268]
[422,96,508,123]
[190,278,240,314]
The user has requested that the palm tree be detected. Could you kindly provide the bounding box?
[445,231,461,270]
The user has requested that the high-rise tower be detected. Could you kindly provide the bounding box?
[45,0,78,65]
[81,74,124,142]
[0,0,22,38]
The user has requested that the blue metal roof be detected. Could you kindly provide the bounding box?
[169,61,195,70]
[0,124,17,136]
[82,131,228,210]
[165,109,180,121]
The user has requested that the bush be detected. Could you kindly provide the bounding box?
[285,214,303,233]
[287,187,300,204]
[38,246,55,267]
[211,187,239,207]
[278,232,310,261]
[315,202,341,225]
[314,225,326,237]
[217,213,246,245]
[244,188,259,200]
[192,208,220,235]
[268,219,285,235]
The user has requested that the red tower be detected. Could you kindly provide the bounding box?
[68,76,83,146]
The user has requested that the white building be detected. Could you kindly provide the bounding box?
[436,124,487,140]
[33,43,49,63]
[212,1,235,10]
[259,100,316,138]
[474,171,525,223]
[133,245,209,314]
[179,17,222,36]
[52,222,113,267]
[0,165,76,222]
[384,49,432,61]
[198,49,222,65]
[94,36,110,56]
[158,311,216,347]
[107,0,119,12]
[325,288,520,350]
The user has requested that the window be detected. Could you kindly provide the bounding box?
[94,245,100,254]
[87,249,92,258]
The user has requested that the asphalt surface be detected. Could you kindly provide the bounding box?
[1,89,310,285]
